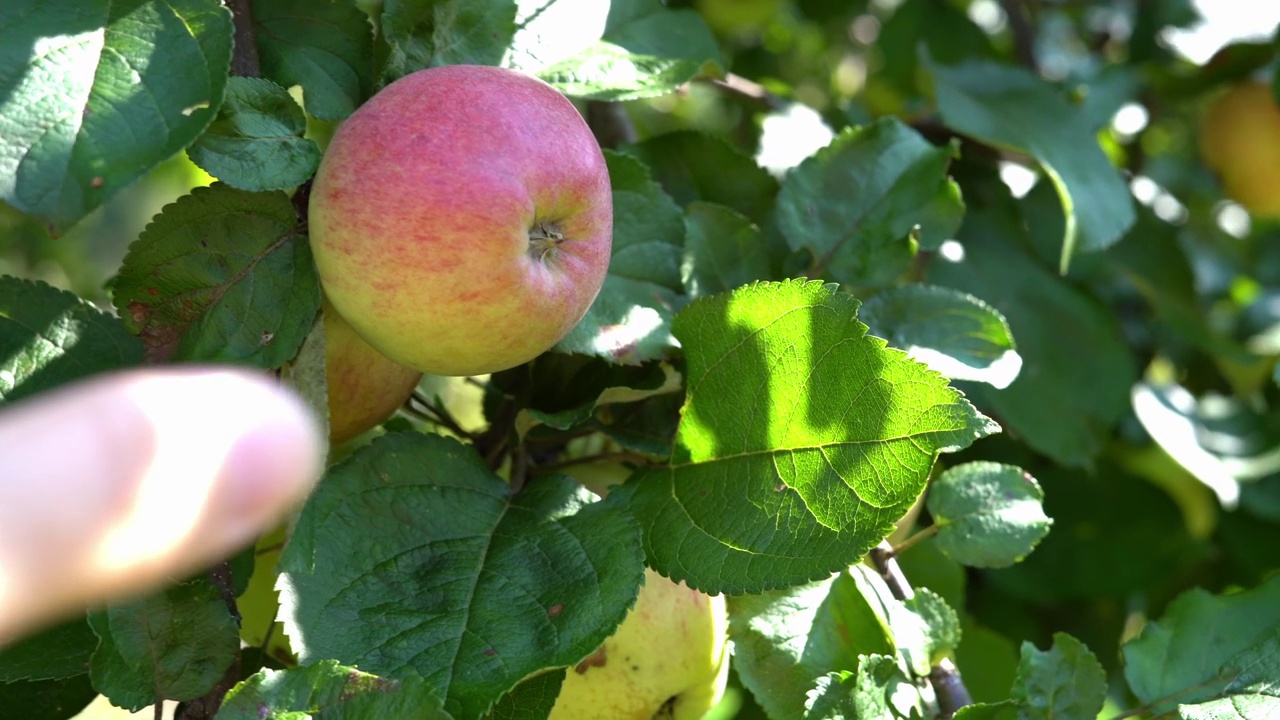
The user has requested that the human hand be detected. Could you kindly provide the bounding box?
[0,368,324,646]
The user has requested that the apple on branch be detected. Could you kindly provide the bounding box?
[548,568,731,720]
[308,65,613,377]
[323,299,421,445]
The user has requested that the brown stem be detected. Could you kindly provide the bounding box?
[998,0,1039,73]
[227,0,261,77]
[868,541,974,719]
[531,451,655,475]
[700,73,788,111]
[176,562,244,719]
[586,101,638,149]
[408,392,473,439]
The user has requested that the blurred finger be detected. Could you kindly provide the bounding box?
[0,368,324,645]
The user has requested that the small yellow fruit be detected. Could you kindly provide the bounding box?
[1200,80,1280,218]
[548,568,730,720]
[324,302,422,444]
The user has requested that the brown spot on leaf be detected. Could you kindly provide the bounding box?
[484,647,497,656]
[260,331,275,346]
[90,176,103,188]
[574,646,608,674]
[146,287,159,296]
[547,603,564,618]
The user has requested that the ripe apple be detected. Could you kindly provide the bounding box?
[308,65,613,376]
[548,568,730,720]
[324,301,421,444]
[1200,80,1280,218]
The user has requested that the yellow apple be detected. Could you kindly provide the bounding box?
[1200,80,1280,218]
[324,302,421,444]
[548,568,730,720]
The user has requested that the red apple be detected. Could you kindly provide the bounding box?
[324,301,421,444]
[308,65,613,376]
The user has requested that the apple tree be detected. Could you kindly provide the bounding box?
[3,0,1280,719]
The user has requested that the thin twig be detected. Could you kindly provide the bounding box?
[890,525,939,557]
[227,0,261,77]
[531,451,654,475]
[408,392,473,439]
[868,541,974,719]
[586,101,638,149]
[998,0,1039,72]
[699,73,789,111]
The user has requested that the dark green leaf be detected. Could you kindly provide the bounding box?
[90,577,239,710]
[802,671,857,720]
[253,0,375,120]
[1180,696,1280,720]
[490,354,671,431]
[278,433,645,720]
[895,537,966,614]
[0,674,97,720]
[217,660,450,719]
[1011,633,1106,720]
[382,0,516,78]
[111,184,321,367]
[0,277,142,405]
[926,462,1051,568]
[483,670,564,720]
[87,611,153,712]
[621,131,780,224]
[622,280,997,594]
[860,285,1021,389]
[555,151,685,364]
[187,77,322,192]
[928,59,1135,270]
[0,0,232,232]
[874,0,993,98]
[985,463,1196,602]
[776,118,958,286]
[954,622,1019,705]
[0,618,96,682]
[682,202,773,299]
[1123,574,1280,713]
[812,654,922,720]
[928,193,1135,467]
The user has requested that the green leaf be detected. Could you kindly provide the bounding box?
[954,622,1020,705]
[729,572,887,720]
[874,0,993,97]
[217,660,450,719]
[555,151,685,364]
[0,277,142,405]
[621,131,780,225]
[111,184,321,367]
[926,462,1051,568]
[927,192,1135,467]
[904,589,962,667]
[278,432,645,720]
[0,0,232,232]
[916,179,966,251]
[1123,574,1280,713]
[0,675,97,720]
[1181,696,1280,720]
[89,576,239,711]
[382,0,516,77]
[516,2,723,101]
[860,285,1022,389]
[927,59,1135,270]
[482,670,565,720]
[253,0,375,120]
[1011,633,1106,720]
[776,118,959,286]
[0,618,97,682]
[682,202,773,299]
[803,655,925,720]
[622,279,997,594]
[186,77,322,192]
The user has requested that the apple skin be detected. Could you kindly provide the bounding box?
[324,302,422,444]
[548,568,730,720]
[1200,81,1280,218]
[308,65,613,376]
